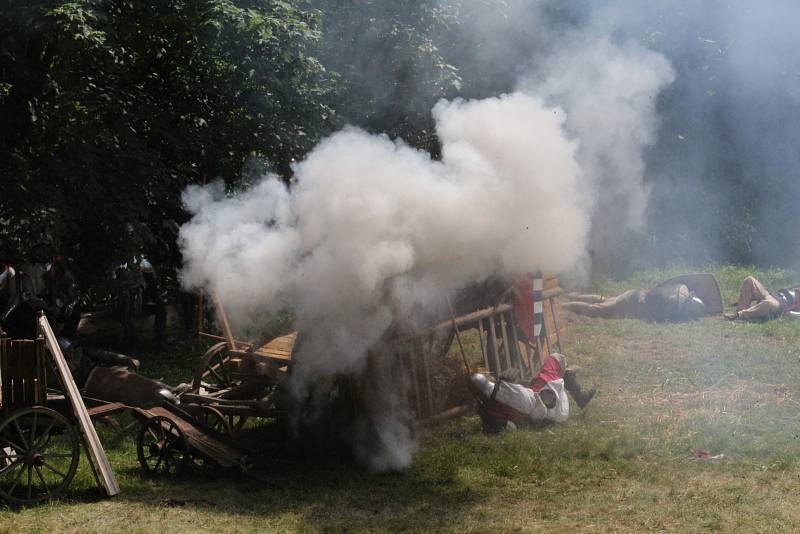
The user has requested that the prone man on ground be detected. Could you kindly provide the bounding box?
[724,276,800,321]
[469,353,596,433]
[562,281,708,322]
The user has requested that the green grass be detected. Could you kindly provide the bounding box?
[5,266,800,532]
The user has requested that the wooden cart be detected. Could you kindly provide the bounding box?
[130,402,248,476]
[0,316,119,505]
[178,294,295,435]
[186,276,566,429]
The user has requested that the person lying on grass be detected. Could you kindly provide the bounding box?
[562,282,706,322]
[724,276,800,321]
[469,353,596,433]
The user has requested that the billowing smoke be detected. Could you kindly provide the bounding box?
[450,0,800,270]
[179,3,675,470]
[522,35,674,265]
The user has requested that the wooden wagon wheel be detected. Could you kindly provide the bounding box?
[192,341,235,393]
[0,406,80,505]
[226,414,248,435]
[195,406,232,437]
[136,416,190,476]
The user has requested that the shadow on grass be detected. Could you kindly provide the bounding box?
[104,418,490,531]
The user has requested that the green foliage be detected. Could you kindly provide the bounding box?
[310,0,463,154]
[0,0,470,298]
[0,0,334,284]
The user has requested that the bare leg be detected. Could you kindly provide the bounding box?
[562,297,619,317]
[736,276,770,310]
[564,293,605,303]
[563,290,644,318]
[735,276,780,320]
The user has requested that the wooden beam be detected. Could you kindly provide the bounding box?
[498,312,512,371]
[212,292,237,350]
[415,404,471,429]
[477,318,488,370]
[549,297,564,353]
[413,338,434,417]
[508,310,530,381]
[39,315,120,497]
[487,316,502,376]
[406,345,423,418]
[411,288,563,338]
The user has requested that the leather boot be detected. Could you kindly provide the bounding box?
[563,369,596,409]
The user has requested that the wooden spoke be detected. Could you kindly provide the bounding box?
[136,416,189,476]
[0,407,80,505]
[195,406,232,437]
[192,342,240,393]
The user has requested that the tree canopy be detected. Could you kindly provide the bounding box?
[2,0,800,289]
[1,0,336,280]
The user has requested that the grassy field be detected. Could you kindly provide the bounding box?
[4,266,800,532]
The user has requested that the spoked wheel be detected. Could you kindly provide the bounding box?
[192,342,237,394]
[0,406,80,505]
[195,406,232,437]
[227,415,248,435]
[136,416,190,476]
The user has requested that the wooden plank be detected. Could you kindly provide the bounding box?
[498,312,512,371]
[477,319,489,370]
[212,292,237,350]
[135,407,247,469]
[413,288,563,338]
[262,332,298,350]
[548,297,564,353]
[87,402,128,418]
[396,346,410,411]
[198,331,251,350]
[415,404,471,428]
[39,315,120,497]
[0,334,5,414]
[413,339,434,417]
[251,349,293,361]
[406,344,423,418]
[534,335,546,373]
[487,316,502,376]
[508,311,530,381]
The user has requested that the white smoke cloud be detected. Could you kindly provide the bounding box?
[179,92,591,469]
[179,6,676,470]
[520,34,675,257]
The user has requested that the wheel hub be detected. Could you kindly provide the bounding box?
[149,441,166,457]
[30,452,45,466]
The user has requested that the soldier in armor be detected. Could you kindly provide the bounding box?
[724,276,800,321]
[111,252,168,349]
[469,353,596,433]
[562,282,707,322]
[2,238,81,339]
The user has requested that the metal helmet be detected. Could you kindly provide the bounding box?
[685,296,706,317]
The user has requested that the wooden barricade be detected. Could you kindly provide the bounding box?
[0,335,48,416]
[400,275,565,421]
